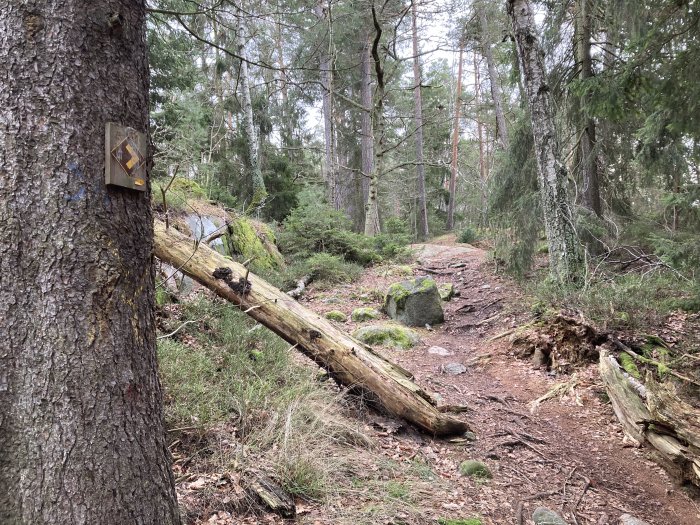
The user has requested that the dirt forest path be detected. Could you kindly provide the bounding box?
[304,236,700,525]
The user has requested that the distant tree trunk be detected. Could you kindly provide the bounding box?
[360,33,374,215]
[574,0,602,217]
[508,0,581,282]
[236,16,266,208]
[474,50,488,226]
[0,2,181,523]
[446,39,465,231]
[315,1,338,209]
[479,5,509,150]
[411,0,429,240]
[364,5,385,237]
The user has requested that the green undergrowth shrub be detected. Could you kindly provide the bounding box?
[530,272,694,329]
[278,187,412,266]
[284,253,364,289]
[158,296,368,501]
[458,227,480,245]
[152,177,207,212]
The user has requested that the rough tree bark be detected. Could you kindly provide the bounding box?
[446,39,465,231]
[154,221,469,437]
[315,1,338,209]
[0,2,180,523]
[360,32,374,217]
[479,5,509,150]
[364,4,386,237]
[236,14,267,207]
[574,0,602,217]
[411,0,429,241]
[508,0,581,282]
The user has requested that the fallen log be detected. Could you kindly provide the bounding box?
[287,274,312,299]
[599,349,700,487]
[154,220,469,437]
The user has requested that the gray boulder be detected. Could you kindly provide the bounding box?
[532,507,568,525]
[383,277,444,327]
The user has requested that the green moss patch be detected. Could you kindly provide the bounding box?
[325,310,348,322]
[618,353,641,379]
[459,460,491,479]
[438,519,482,525]
[352,324,420,349]
[225,216,284,271]
[351,307,381,322]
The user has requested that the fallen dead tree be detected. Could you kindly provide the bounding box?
[599,349,700,487]
[154,220,469,437]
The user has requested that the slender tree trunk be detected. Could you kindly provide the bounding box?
[575,0,602,217]
[446,39,465,231]
[364,5,385,237]
[474,51,488,226]
[0,2,180,523]
[479,5,509,150]
[360,33,374,215]
[236,16,266,207]
[411,1,429,240]
[315,1,337,209]
[508,0,581,282]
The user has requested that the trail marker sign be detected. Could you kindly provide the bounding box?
[105,122,147,191]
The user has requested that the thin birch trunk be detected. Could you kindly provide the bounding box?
[236,16,266,207]
[508,0,581,282]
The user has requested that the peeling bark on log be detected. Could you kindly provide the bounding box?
[242,471,295,518]
[154,220,469,437]
[599,349,700,487]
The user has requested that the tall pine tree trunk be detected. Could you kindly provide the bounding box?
[236,16,266,208]
[479,5,509,150]
[360,33,374,218]
[411,0,429,240]
[508,0,581,282]
[575,0,602,217]
[0,2,180,523]
[315,1,337,209]
[364,5,385,237]
[446,40,465,231]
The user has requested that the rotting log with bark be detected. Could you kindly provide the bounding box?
[599,349,700,487]
[154,220,469,437]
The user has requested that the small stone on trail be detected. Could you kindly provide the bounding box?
[438,282,455,301]
[442,362,467,375]
[619,515,651,525]
[532,348,547,367]
[428,346,453,356]
[352,324,420,349]
[532,507,568,525]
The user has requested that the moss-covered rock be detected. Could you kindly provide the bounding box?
[459,460,491,479]
[325,310,348,322]
[351,307,381,322]
[225,216,285,271]
[439,282,455,301]
[352,324,420,349]
[383,277,444,327]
